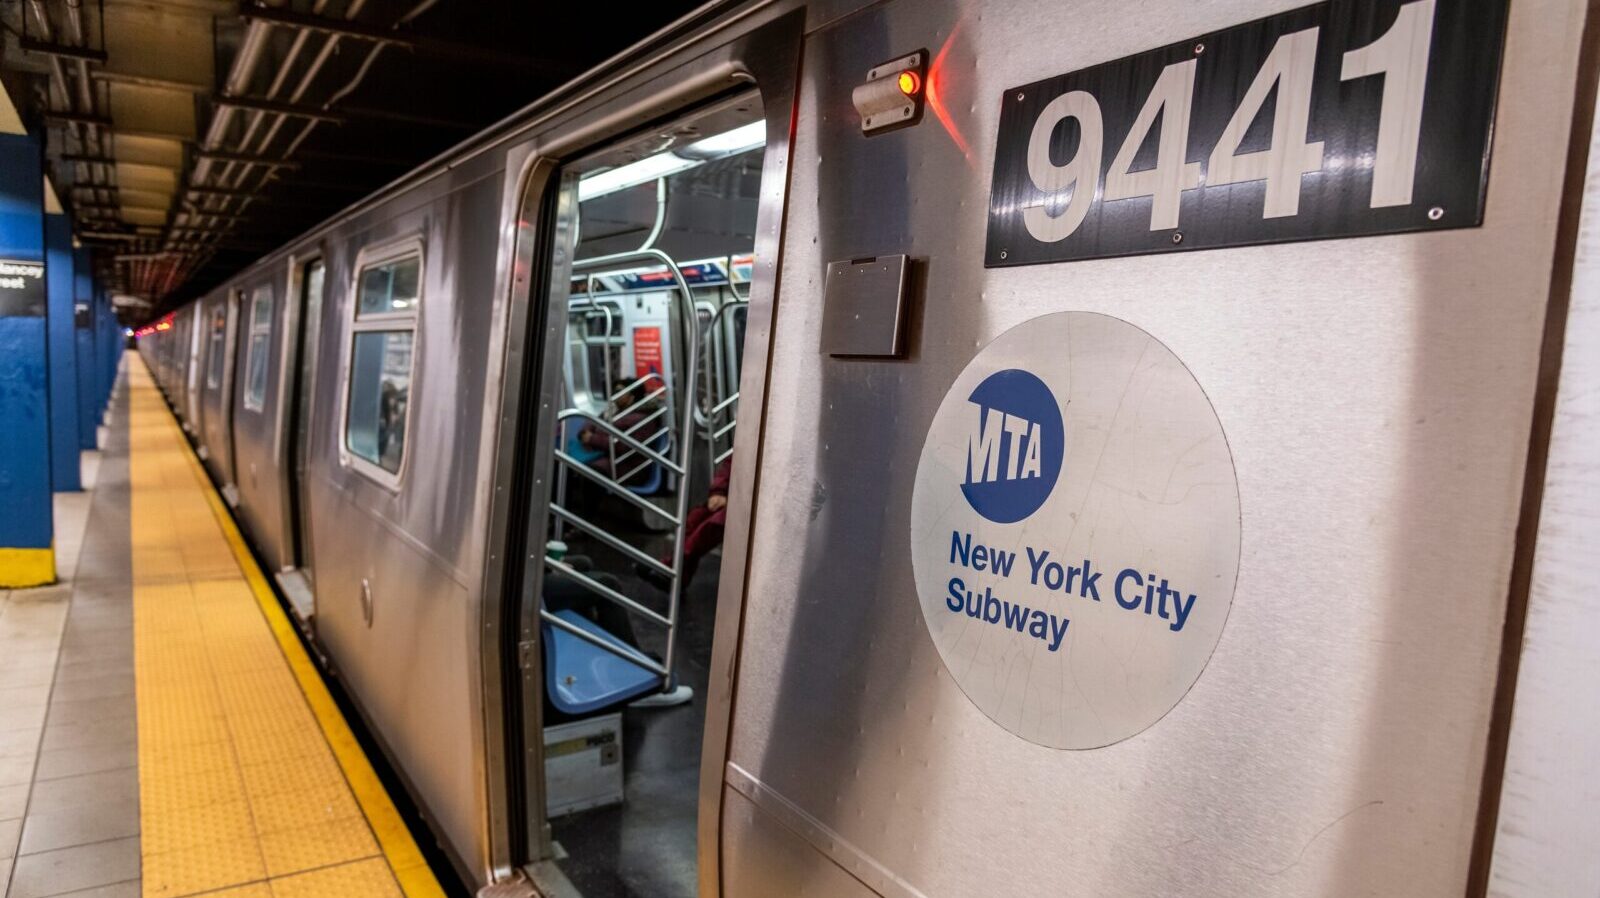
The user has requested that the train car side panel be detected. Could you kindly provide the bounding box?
[721,0,1587,894]
[306,152,509,885]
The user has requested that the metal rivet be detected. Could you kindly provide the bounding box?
[1016,91,1025,101]
[1194,42,1206,55]
[999,250,1008,260]
[1171,232,1184,244]
[1427,206,1445,221]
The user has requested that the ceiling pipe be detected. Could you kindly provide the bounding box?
[62,0,120,244]
[157,11,276,296]
[161,0,342,296]
[28,1,114,212]
[167,0,437,295]
[162,0,441,299]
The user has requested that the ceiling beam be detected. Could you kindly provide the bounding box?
[79,203,170,216]
[59,154,120,166]
[44,111,113,128]
[77,231,140,242]
[194,151,300,170]
[174,211,254,223]
[19,39,109,64]
[91,71,209,94]
[182,186,257,199]
[212,95,344,124]
[115,127,194,144]
[235,4,411,44]
[234,3,577,77]
[180,198,334,214]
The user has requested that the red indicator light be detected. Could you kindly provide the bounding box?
[897,70,921,96]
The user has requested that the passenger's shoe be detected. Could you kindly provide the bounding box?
[630,684,693,708]
[633,561,673,593]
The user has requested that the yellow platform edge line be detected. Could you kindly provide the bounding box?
[0,545,55,589]
[138,358,448,898]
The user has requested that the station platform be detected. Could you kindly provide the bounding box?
[0,359,447,898]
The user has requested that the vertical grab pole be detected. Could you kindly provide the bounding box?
[661,254,698,685]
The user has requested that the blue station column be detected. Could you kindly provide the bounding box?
[44,182,80,492]
[0,101,55,587]
[73,246,98,450]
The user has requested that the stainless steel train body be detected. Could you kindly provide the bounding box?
[138,0,1600,894]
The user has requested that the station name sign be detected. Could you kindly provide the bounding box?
[985,0,1510,267]
[0,260,45,317]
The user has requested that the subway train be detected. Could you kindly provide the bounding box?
[136,0,1600,895]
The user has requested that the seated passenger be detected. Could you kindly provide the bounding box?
[575,390,661,483]
[638,458,731,592]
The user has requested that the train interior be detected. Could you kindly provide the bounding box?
[531,92,765,897]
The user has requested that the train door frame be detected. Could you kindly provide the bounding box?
[280,250,326,603]
[475,8,804,891]
[219,288,243,493]
[185,305,203,432]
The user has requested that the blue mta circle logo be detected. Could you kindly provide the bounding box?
[961,369,1064,524]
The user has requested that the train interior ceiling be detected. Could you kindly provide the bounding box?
[529,91,765,897]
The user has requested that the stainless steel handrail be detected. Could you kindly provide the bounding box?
[697,297,749,479]
[554,297,622,543]
[544,248,700,686]
[552,450,678,523]
[555,409,683,474]
[608,371,665,405]
[724,255,748,303]
[539,609,668,677]
[550,504,673,576]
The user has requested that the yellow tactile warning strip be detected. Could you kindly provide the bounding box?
[127,356,448,898]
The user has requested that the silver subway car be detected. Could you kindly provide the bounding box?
[138,0,1600,895]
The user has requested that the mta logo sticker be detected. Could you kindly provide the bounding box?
[961,369,1063,523]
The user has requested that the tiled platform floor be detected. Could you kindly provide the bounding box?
[0,359,446,898]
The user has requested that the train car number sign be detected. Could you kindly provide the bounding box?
[985,0,1510,266]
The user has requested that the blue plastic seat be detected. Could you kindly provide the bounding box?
[542,609,660,715]
[621,428,670,496]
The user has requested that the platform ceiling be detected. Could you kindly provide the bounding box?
[0,0,703,319]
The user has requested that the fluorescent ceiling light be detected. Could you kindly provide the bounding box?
[578,120,766,201]
[683,120,765,157]
[578,152,696,201]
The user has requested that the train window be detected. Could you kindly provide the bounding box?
[206,308,226,389]
[242,286,273,411]
[358,256,420,314]
[344,245,422,481]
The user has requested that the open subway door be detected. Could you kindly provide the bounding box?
[481,9,803,895]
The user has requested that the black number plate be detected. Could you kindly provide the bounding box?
[985,0,1510,267]
[0,260,45,317]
